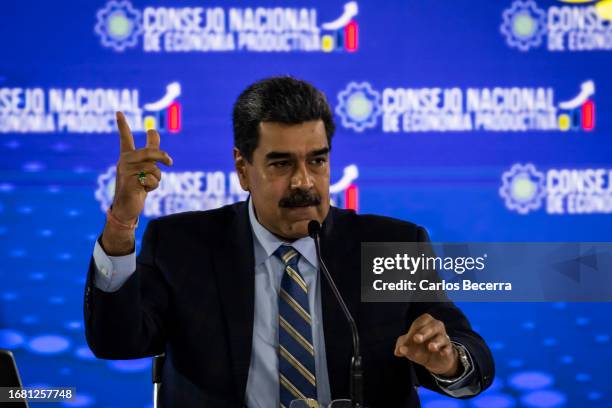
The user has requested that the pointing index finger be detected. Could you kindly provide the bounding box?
[116,111,136,153]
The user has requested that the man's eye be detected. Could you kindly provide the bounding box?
[271,161,289,168]
[311,157,327,165]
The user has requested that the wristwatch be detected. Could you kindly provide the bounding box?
[431,342,472,384]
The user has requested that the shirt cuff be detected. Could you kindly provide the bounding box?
[93,239,136,292]
[430,342,481,397]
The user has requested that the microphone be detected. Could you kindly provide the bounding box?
[308,220,364,408]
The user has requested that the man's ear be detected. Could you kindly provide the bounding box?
[233,147,250,192]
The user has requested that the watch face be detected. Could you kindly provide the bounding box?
[454,344,469,370]
[460,349,470,368]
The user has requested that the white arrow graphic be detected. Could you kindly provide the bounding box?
[558,80,595,110]
[144,82,182,111]
[321,2,359,30]
[330,164,359,193]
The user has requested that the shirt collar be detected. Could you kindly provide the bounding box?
[248,197,318,269]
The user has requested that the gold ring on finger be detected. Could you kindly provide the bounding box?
[137,171,147,186]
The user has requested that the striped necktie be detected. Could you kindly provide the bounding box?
[274,245,317,408]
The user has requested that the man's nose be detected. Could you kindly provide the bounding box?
[290,162,314,190]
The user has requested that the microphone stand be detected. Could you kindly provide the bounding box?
[309,221,364,408]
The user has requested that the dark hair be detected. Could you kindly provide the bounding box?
[233,76,335,162]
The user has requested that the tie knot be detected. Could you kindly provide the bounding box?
[274,245,300,266]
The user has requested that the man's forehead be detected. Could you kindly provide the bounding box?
[257,120,328,153]
[259,120,325,134]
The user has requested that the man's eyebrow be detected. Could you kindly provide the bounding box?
[308,147,330,157]
[265,148,329,160]
[265,151,293,161]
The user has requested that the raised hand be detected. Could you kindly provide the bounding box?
[111,111,173,223]
[101,112,173,255]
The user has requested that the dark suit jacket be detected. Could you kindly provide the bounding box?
[84,201,494,407]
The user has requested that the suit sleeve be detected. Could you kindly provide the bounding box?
[407,226,495,397]
[84,219,169,359]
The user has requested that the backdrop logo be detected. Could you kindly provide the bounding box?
[500,163,612,215]
[336,82,382,132]
[0,82,182,134]
[499,163,547,214]
[94,1,360,53]
[500,0,612,51]
[143,82,182,133]
[500,1,547,51]
[95,0,144,52]
[336,80,595,133]
[95,164,360,217]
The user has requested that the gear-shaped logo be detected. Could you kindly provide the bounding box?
[95,0,143,52]
[499,163,547,214]
[336,82,382,132]
[500,1,547,51]
[95,166,117,212]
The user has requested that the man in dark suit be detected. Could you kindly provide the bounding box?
[85,77,494,407]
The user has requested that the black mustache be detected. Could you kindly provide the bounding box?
[279,190,321,208]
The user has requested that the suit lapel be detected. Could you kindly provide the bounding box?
[213,201,255,402]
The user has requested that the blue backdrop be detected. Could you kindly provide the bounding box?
[1,0,611,407]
